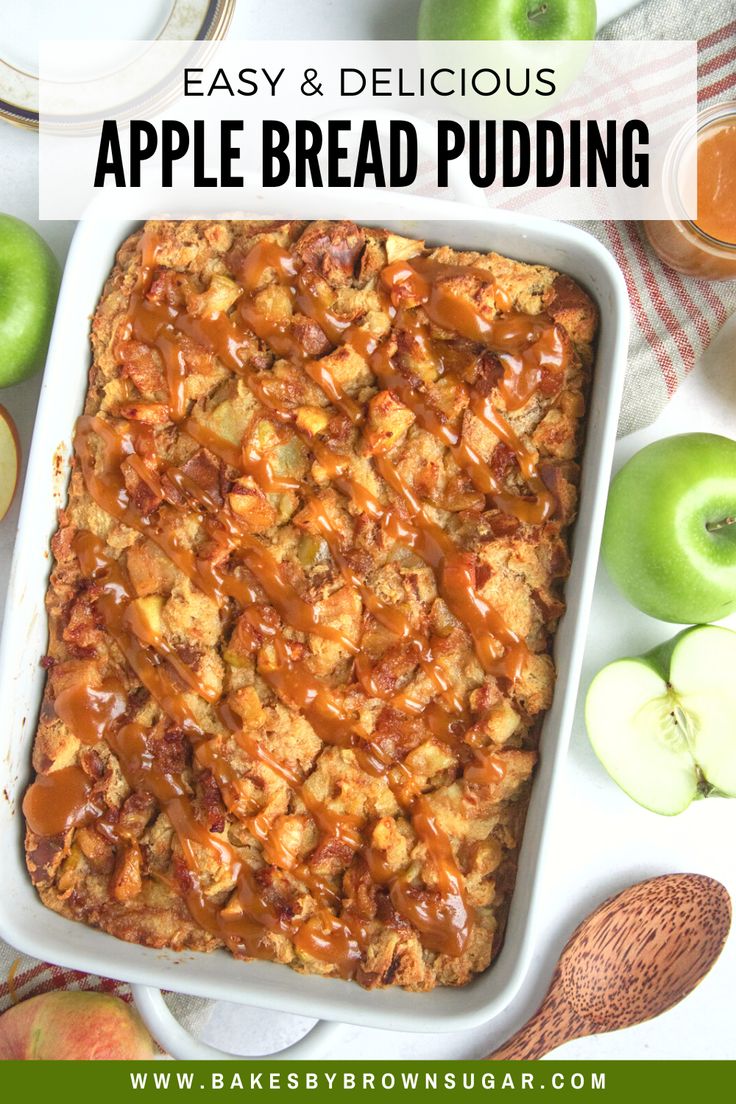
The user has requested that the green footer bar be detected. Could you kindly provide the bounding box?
[1,1060,734,1102]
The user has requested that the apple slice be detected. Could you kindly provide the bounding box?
[585,626,736,815]
[586,656,699,815]
[0,404,20,521]
[668,625,736,797]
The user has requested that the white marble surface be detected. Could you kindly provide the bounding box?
[2,0,733,1064]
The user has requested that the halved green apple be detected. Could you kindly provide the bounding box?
[585,625,736,815]
[0,404,20,522]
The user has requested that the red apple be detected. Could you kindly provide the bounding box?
[0,404,20,521]
[0,991,156,1060]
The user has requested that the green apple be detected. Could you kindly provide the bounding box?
[602,434,736,624]
[586,625,736,815]
[0,404,20,521]
[0,214,61,388]
[418,0,597,40]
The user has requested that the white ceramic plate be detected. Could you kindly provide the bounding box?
[0,198,628,1056]
[0,0,234,130]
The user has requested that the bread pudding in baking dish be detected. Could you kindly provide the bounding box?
[23,219,597,990]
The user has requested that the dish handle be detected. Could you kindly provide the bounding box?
[131,985,344,1060]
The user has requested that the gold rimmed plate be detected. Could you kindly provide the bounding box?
[0,0,234,131]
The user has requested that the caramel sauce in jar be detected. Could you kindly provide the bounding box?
[694,120,736,244]
[643,101,736,279]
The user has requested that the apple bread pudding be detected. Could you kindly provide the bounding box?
[24,219,596,990]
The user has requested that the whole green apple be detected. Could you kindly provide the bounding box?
[602,433,736,624]
[586,625,736,815]
[0,213,61,388]
[418,0,597,40]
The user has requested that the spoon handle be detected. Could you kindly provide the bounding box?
[485,995,587,1061]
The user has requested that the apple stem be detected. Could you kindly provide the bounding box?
[706,516,736,533]
[527,3,549,20]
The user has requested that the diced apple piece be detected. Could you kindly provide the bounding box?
[228,477,277,531]
[110,842,142,901]
[271,439,308,488]
[186,274,241,318]
[124,595,165,645]
[295,405,330,436]
[385,232,424,264]
[366,390,416,455]
[192,383,256,448]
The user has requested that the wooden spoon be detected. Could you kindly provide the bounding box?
[487,873,731,1060]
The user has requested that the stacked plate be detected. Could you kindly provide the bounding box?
[0,0,233,130]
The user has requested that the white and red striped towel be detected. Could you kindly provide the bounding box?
[1,0,735,1036]
[0,954,213,1038]
[593,1,736,434]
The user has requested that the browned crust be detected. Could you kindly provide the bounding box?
[25,220,596,990]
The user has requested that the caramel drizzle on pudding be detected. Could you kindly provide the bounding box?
[45,529,476,966]
[23,764,106,837]
[74,415,358,656]
[31,227,568,974]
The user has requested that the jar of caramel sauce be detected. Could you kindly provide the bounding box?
[643,100,736,280]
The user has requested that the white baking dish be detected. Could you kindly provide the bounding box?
[0,200,628,1056]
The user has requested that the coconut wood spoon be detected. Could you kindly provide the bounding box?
[487,873,731,1060]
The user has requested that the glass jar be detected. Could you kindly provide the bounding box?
[643,100,736,280]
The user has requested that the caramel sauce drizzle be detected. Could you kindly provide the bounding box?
[53,680,127,745]
[60,535,349,960]
[131,240,546,678]
[74,415,357,655]
[35,226,566,974]
[109,721,296,957]
[379,259,558,523]
[23,764,105,837]
[464,748,508,786]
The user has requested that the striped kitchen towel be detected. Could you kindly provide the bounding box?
[0,941,214,1038]
[590,0,736,435]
